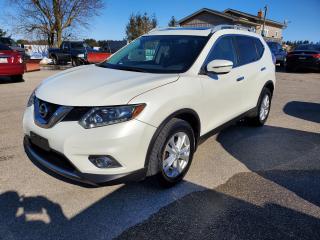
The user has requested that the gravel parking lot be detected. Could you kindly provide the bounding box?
[0,69,319,240]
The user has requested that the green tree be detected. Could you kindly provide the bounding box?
[0,28,7,37]
[168,16,178,27]
[125,13,157,42]
[16,39,30,45]
[84,38,98,47]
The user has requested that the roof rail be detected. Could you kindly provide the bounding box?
[211,24,256,33]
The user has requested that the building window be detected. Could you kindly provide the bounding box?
[275,31,278,37]
[262,28,269,37]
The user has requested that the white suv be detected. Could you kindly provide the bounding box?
[23,26,275,187]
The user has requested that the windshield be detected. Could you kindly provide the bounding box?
[295,44,320,51]
[0,43,11,50]
[98,35,209,73]
[0,38,18,47]
[70,42,91,49]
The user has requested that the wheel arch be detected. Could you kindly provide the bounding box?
[144,108,201,172]
[263,80,275,96]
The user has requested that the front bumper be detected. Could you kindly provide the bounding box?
[23,106,156,185]
[24,136,146,186]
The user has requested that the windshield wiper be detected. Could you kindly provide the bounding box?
[97,63,148,73]
[118,66,148,72]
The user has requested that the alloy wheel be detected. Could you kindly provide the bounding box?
[162,132,190,178]
[259,94,270,121]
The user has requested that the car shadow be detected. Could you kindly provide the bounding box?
[0,76,24,84]
[283,101,320,123]
[0,180,205,240]
[2,125,320,239]
[117,170,320,240]
[217,124,320,207]
[2,173,320,240]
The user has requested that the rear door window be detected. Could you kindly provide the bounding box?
[234,36,258,66]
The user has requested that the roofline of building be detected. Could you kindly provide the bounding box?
[178,8,285,28]
[223,8,285,27]
[178,8,237,24]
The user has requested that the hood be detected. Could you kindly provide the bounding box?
[36,65,179,106]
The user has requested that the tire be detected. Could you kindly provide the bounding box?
[249,88,272,126]
[52,55,59,65]
[71,58,80,67]
[11,74,23,82]
[147,118,195,187]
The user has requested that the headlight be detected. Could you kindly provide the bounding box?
[27,90,36,107]
[77,53,85,58]
[79,104,146,129]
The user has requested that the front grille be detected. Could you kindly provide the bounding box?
[34,97,89,123]
[35,98,60,122]
[34,97,73,128]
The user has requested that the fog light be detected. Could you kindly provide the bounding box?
[89,155,121,168]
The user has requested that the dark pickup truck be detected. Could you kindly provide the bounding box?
[48,41,110,66]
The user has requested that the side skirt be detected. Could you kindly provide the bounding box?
[199,107,257,145]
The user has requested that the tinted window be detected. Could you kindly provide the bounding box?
[99,35,208,74]
[205,36,237,65]
[255,39,265,58]
[62,42,69,49]
[70,42,85,49]
[235,36,258,66]
[0,44,11,50]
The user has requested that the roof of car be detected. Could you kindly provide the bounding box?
[146,26,259,37]
[147,27,213,36]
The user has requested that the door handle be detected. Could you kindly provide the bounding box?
[236,76,245,81]
[261,67,266,71]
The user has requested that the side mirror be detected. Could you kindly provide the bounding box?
[206,60,233,74]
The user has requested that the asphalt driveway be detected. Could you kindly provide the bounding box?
[0,69,319,240]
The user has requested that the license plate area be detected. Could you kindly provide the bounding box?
[30,132,50,151]
[0,58,8,63]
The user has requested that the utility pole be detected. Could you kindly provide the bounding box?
[262,5,268,37]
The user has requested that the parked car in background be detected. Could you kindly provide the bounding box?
[23,26,275,187]
[0,37,28,60]
[267,41,286,67]
[100,40,127,54]
[48,41,110,66]
[87,41,127,64]
[0,43,25,81]
[286,44,320,72]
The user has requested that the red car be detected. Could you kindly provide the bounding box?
[0,43,25,81]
